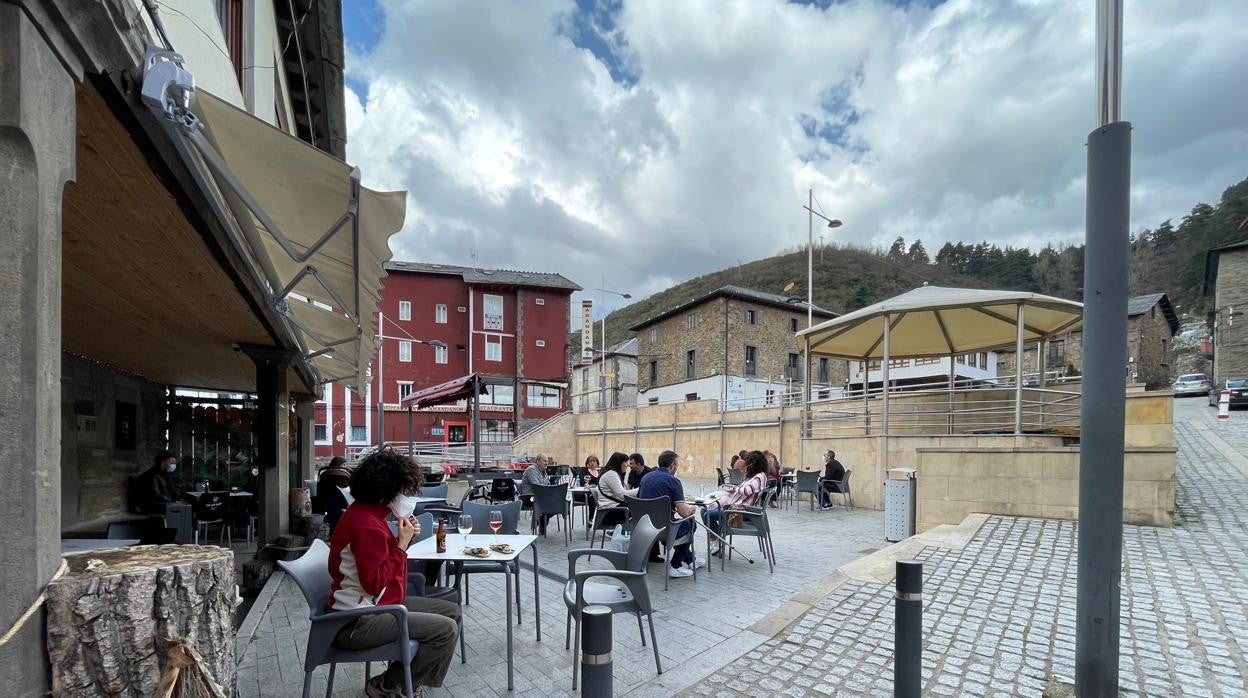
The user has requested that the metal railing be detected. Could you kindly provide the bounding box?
[345,441,518,470]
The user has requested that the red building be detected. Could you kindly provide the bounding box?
[315,262,580,458]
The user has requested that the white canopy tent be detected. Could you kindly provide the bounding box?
[796,285,1084,435]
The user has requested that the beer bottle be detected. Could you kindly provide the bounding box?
[435,517,447,553]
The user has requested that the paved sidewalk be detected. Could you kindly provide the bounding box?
[685,401,1248,697]
[235,482,885,696]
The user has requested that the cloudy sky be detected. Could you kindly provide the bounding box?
[343,0,1248,310]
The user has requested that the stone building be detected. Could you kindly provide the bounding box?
[996,293,1177,389]
[570,338,639,412]
[1205,238,1248,385]
[630,286,843,406]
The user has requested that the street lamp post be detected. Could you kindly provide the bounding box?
[595,282,632,411]
[801,191,842,329]
[375,310,447,448]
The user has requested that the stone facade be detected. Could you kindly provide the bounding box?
[570,349,639,412]
[1212,246,1248,385]
[994,331,1085,381]
[1127,302,1177,389]
[634,292,847,394]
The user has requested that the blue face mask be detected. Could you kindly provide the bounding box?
[164,462,177,473]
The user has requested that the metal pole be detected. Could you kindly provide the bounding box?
[406,406,413,456]
[807,189,814,328]
[894,560,923,698]
[377,311,384,446]
[948,353,956,435]
[1014,304,1025,434]
[803,335,812,439]
[1078,1,1129,692]
[472,375,481,473]
[881,315,891,470]
[862,361,870,435]
[580,605,613,696]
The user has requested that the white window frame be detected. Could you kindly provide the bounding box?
[435,344,448,364]
[398,300,412,321]
[483,294,504,331]
[535,339,546,348]
[649,328,657,343]
[314,423,328,441]
[536,297,546,306]
[435,303,448,324]
[398,340,412,362]
[396,381,414,403]
[527,385,561,408]
[485,334,503,362]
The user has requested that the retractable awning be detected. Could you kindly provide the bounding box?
[400,374,488,410]
[141,48,405,393]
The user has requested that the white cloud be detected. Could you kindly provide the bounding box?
[344,0,1248,312]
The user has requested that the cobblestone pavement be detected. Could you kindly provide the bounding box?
[684,401,1248,697]
[235,480,886,697]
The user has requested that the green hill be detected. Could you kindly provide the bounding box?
[571,176,1248,357]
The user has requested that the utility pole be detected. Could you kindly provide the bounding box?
[807,189,814,329]
[1076,0,1131,694]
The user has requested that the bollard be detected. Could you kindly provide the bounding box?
[895,560,922,698]
[580,605,613,697]
[1219,390,1230,420]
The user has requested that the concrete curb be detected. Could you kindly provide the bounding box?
[839,513,990,584]
[235,569,285,663]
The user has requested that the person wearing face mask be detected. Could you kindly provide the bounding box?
[132,450,180,514]
[329,448,460,697]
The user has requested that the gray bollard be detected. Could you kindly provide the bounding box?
[581,605,613,696]
[895,560,922,698]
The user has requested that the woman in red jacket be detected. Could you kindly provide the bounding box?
[329,448,459,697]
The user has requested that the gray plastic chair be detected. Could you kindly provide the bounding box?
[458,500,524,622]
[822,469,854,508]
[722,487,777,574]
[564,516,664,690]
[421,484,449,501]
[278,539,416,698]
[624,495,698,590]
[529,482,571,544]
[728,468,743,485]
[795,470,821,511]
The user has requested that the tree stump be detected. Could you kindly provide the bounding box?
[46,545,236,697]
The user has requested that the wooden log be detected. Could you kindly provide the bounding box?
[46,545,236,697]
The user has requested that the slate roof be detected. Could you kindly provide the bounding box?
[630,284,838,331]
[1127,293,1180,335]
[383,260,581,291]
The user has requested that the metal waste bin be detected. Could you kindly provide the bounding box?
[884,468,917,542]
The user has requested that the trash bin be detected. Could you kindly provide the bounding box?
[884,467,917,542]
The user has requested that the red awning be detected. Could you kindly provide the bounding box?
[400,373,487,409]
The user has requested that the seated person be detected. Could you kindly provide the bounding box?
[703,450,769,555]
[313,456,352,531]
[329,448,460,697]
[132,450,179,515]
[819,450,846,509]
[522,453,555,534]
[637,450,703,579]
[582,455,602,486]
[625,452,654,489]
[593,452,635,531]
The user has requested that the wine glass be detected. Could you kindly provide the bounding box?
[458,514,472,548]
[489,511,503,542]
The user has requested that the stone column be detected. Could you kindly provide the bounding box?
[244,347,292,546]
[0,6,77,692]
[293,393,317,484]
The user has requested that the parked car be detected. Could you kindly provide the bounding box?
[1172,373,1212,397]
[1208,378,1248,407]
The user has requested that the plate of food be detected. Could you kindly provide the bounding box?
[489,543,514,554]
[462,547,491,558]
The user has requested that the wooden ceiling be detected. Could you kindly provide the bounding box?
[61,84,276,392]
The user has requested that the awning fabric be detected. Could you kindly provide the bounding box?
[796,286,1083,359]
[400,374,488,409]
[188,90,404,393]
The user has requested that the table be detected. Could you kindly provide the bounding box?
[407,533,540,691]
[413,496,447,504]
[184,490,253,498]
[61,538,140,553]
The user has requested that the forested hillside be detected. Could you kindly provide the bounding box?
[572,177,1248,354]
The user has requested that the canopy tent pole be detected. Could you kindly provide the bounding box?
[882,315,891,471]
[803,335,812,441]
[862,362,870,435]
[472,375,481,473]
[1039,337,1048,387]
[1014,304,1026,434]
[407,405,413,456]
[948,353,956,435]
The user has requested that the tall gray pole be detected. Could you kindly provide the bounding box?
[1014,304,1025,434]
[1077,0,1130,694]
[807,189,814,328]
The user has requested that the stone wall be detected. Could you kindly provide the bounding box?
[996,331,1084,378]
[1214,248,1248,385]
[60,353,166,527]
[636,296,847,392]
[1128,307,1176,389]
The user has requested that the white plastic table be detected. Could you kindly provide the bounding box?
[407,533,540,690]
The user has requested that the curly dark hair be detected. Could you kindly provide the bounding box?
[743,450,768,479]
[603,452,629,476]
[347,448,422,505]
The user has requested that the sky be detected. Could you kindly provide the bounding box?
[342,0,1248,314]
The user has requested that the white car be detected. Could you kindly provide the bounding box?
[1172,373,1211,397]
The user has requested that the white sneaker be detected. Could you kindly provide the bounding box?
[691,557,706,570]
[668,566,694,579]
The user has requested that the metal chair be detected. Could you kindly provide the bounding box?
[588,496,628,547]
[716,468,726,487]
[623,495,697,590]
[278,539,416,698]
[458,501,524,622]
[728,469,743,486]
[795,470,821,511]
[192,492,231,546]
[822,469,854,509]
[722,487,777,573]
[529,482,571,544]
[489,478,517,503]
[564,517,664,690]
